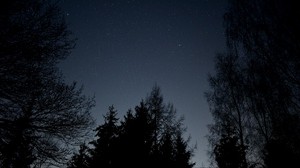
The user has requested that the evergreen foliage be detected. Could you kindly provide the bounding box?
[68,86,195,168]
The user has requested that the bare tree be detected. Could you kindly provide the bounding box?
[206,53,249,167]
[207,0,300,167]
[0,0,94,167]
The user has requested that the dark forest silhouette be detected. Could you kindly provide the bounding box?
[1,0,300,167]
[0,0,196,167]
[68,86,195,168]
[0,0,94,167]
[206,0,300,168]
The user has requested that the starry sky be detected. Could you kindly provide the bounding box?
[59,0,227,166]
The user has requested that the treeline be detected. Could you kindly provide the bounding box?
[207,0,300,168]
[2,0,300,167]
[68,86,195,168]
[0,0,196,167]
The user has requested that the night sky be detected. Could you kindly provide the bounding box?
[59,0,227,166]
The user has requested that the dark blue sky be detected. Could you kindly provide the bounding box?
[59,0,227,166]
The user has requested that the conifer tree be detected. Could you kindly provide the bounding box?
[174,132,195,168]
[69,86,195,168]
[67,144,90,168]
[89,106,119,168]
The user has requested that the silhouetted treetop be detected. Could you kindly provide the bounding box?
[207,0,300,167]
[68,86,195,168]
[0,0,94,167]
[89,106,119,168]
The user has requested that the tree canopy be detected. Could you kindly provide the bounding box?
[0,0,94,167]
[207,0,300,167]
[68,86,195,168]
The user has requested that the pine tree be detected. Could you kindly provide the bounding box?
[70,86,195,168]
[89,106,119,168]
[67,144,90,168]
[117,101,154,168]
[160,130,175,168]
[174,132,195,168]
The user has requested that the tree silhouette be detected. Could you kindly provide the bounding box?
[160,131,175,168]
[213,123,247,168]
[145,85,195,168]
[69,86,195,168]
[206,53,249,167]
[89,106,119,168]
[67,144,90,168]
[225,0,300,167]
[207,0,300,167]
[117,101,153,168]
[0,0,94,167]
[174,132,195,168]
[146,85,166,153]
